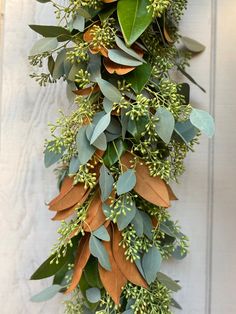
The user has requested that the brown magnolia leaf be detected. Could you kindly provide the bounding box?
[121,152,170,207]
[49,176,74,207]
[83,25,108,57]
[66,234,90,294]
[163,26,174,44]
[49,183,88,211]
[102,0,117,3]
[90,46,108,57]
[112,225,148,288]
[104,57,135,75]
[52,189,91,221]
[98,236,127,305]
[73,84,100,96]
[167,184,178,200]
[152,217,159,228]
[83,190,106,232]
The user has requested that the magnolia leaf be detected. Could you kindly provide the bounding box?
[99,6,117,22]
[31,285,63,303]
[142,246,162,284]
[174,120,199,144]
[115,36,145,62]
[117,0,153,46]
[157,272,181,292]
[103,139,127,167]
[155,107,175,144]
[99,165,114,201]
[89,235,111,271]
[131,210,143,237]
[190,108,215,137]
[69,155,81,174]
[84,257,103,288]
[73,15,85,32]
[108,49,143,66]
[30,37,58,56]
[90,112,111,144]
[96,78,122,103]
[53,49,66,79]
[93,225,110,241]
[86,287,101,303]
[181,36,205,53]
[116,169,136,195]
[44,142,65,168]
[76,126,96,164]
[117,196,137,230]
[29,25,70,39]
[126,63,151,93]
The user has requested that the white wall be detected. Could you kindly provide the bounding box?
[0,1,235,313]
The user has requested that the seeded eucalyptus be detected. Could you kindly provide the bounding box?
[29,0,214,313]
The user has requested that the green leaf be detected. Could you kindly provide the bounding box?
[159,221,177,238]
[102,203,112,218]
[126,63,151,93]
[52,49,66,79]
[178,67,206,93]
[44,142,65,168]
[117,196,137,230]
[174,120,198,144]
[86,287,101,303]
[36,0,50,3]
[142,246,162,284]
[73,15,85,32]
[108,49,143,66]
[86,124,108,151]
[69,155,81,174]
[88,54,101,82]
[172,246,187,260]
[30,37,58,56]
[178,83,190,105]
[157,272,181,292]
[93,225,110,241]
[89,235,111,271]
[76,126,96,164]
[140,211,153,239]
[29,25,70,41]
[84,257,103,288]
[127,115,148,139]
[117,0,153,46]
[116,169,136,195]
[103,139,127,167]
[103,98,113,113]
[155,107,175,144]
[131,210,144,237]
[123,310,134,314]
[47,55,55,75]
[99,165,114,202]
[31,285,63,303]
[190,108,215,137]
[99,6,117,22]
[181,36,205,53]
[115,36,145,62]
[96,78,122,103]
[90,112,111,144]
[171,298,182,310]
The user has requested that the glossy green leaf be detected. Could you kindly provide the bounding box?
[142,246,162,284]
[157,272,181,292]
[31,285,63,303]
[96,78,122,103]
[181,36,205,53]
[99,6,117,22]
[90,112,111,144]
[115,36,145,62]
[99,165,114,202]
[116,169,136,195]
[84,257,103,288]
[93,225,110,242]
[155,107,175,144]
[108,49,143,66]
[117,0,153,46]
[30,37,58,56]
[89,235,111,271]
[73,15,85,32]
[126,63,152,93]
[117,196,137,230]
[174,120,198,144]
[190,108,215,138]
[86,287,101,303]
[76,126,96,164]
[103,139,127,167]
[44,142,65,168]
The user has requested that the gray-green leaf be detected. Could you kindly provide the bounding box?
[76,126,96,164]
[90,112,111,144]
[157,272,181,292]
[31,285,63,303]
[96,78,122,103]
[73,15,85,32]
[117,197,137,230]
[190,108,215,138]
[116,169,136,195]
[142,246,162,284]
[181,36,205,53]
[108,49,143,66]
[86,287,101,303]
[30,37,58,56]
[155,107,175,144]
[93,225,110,242]
[89,235,111,271]
[115,36,145,62]
[174,120,198,144]
[99,165,114,202]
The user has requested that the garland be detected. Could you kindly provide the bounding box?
[29,0,215,313]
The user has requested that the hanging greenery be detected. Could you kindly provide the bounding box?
[29,0,215,313]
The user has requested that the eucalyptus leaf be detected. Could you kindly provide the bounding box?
[29,25,70,39]
[96,78,122,103]
[157,272,181,292]
[89,235,111,271]
[178,66,206,93]
[115,36,145,62]
[116,169,136,195]
[36,0,50,3]
[76,126,96,164]
[73,15,85,32]
[31,285,63,303]
[174,120,198,144]
[103,98,113,113]
[108,49,143,66]
[88,54,101,82]
[99,165,114,202]
[90,112,111,144]
[44,142,65,168]
[142,246,162,284]
[93,132,107,150]
[132,210,144,237]
[178,82,190,105]
[126,63,152,93]
[123,310,134,314]
[190,108,215,137]
[140,211,153,239]
[171,298,183,310]
[69,155,81,174]
[30,37,58,56]
[47,56,55,76]
[86,288,101,304]
[117,196,137,230]
[155,107,175,144]
[93,225,110,242]
[53,49,66,79]
[103,139,127,167]
[127,116,149,139]
[102,203,112,218]
[117,0,153,46]
[172,246,187,260]
[181,36,205,53]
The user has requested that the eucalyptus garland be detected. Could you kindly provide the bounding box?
[29,0,215,313]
